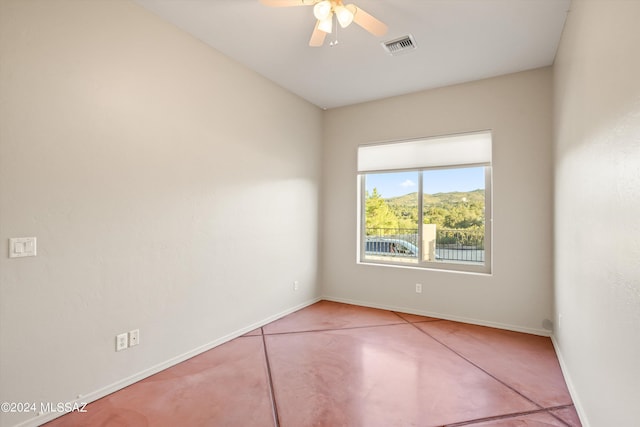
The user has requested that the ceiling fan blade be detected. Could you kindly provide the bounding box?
[352,6,388,36]
[309,20,327,46]
[259,0,316,6]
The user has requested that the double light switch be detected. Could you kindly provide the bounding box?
[9,237,37,258]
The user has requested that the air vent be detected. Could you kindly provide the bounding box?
[381,35,417,56]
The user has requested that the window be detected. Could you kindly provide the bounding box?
[358,131,492,274]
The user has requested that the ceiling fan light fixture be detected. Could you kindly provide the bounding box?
[260,0,387,47]
[317,16,333,33]
[335,4,355,28]
[313,1,332,20]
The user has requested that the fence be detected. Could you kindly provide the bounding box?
[365,226,484,263]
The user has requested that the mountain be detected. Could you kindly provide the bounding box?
[386,189,485,208]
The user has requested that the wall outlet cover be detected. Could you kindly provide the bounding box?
[116,333,128,351]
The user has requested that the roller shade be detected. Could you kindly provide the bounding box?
[358,131,492,173]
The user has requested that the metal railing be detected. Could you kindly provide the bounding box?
[436,228,484,262]
[365,227,484,263]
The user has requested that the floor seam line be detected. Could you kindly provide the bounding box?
[443,407,567,426]
[392,311,411,322]
[391,311,445,324]
[261,330,280,427]
[546,406,574,427]
[409,322,545,411]
[263,321,408,335]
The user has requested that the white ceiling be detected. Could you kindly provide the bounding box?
[134,0,570,109]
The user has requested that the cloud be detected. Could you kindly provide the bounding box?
[400,179,416,187]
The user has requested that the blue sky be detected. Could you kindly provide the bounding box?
[365,167,485,198]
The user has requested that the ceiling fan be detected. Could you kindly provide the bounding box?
[259,0,388,47]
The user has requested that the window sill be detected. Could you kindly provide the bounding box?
[357,259,492,276]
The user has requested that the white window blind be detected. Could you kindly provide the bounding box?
[358,131,492,173]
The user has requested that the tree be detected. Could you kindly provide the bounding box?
[423,206,447,228]
[423,199,484,229]
[365,188,399,235]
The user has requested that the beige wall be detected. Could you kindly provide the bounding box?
[321,68,554,334]
[0,1,322,426]
[553,1,640,425]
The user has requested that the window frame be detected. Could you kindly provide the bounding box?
[357,133,492,275]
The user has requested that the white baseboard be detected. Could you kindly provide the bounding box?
[15,297,321,427]
[322,295,552,337]
[551,335,589,427]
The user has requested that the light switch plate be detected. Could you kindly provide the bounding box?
[9,237,37,258]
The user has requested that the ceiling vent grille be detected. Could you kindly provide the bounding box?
[382,35,417,56]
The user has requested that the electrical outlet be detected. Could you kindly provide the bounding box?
[415,283,422,294]
[129,329,139,347]
[116,333,128,352]
[294,281,299,291]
